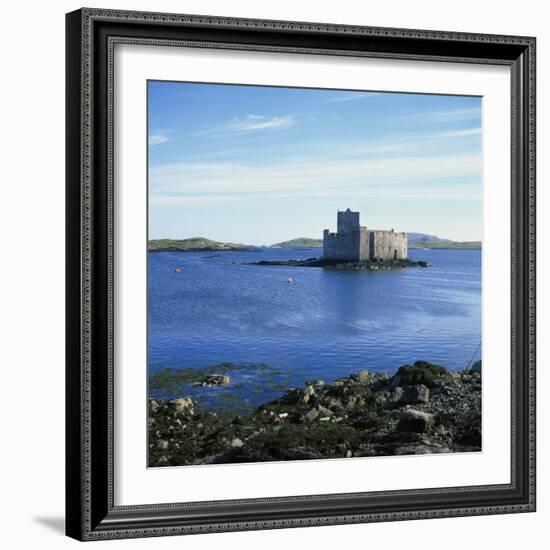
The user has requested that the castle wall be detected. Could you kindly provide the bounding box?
[358,227,370,261]
[323,209,407,262]
[323,229,361,261]
[370,230,408,260]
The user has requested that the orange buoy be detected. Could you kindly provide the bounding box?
[175,268,182,273]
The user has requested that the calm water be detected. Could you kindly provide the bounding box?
[148,248,481,411]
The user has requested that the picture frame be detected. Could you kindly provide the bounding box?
[65,7,536,541]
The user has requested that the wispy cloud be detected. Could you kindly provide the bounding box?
[397,106,481,123]
[196,114,298,136]
[327,92,379,103]
[434,128,482,138]
[149,133,170,146]
[150,139,481,207]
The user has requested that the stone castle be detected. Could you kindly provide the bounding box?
[323,209,407,262]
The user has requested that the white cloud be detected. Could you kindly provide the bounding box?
[149,133,170,146]
[196,114,297,136]
[150,147,481,205]
[434,128,482,138]
[397,106,481,123]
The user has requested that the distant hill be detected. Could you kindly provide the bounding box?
[408,232,451,244]
[273,233,480,250]
[408,240,481,250]
[149,237,250,251]
[407,233,480,250]
[273,238,323,248]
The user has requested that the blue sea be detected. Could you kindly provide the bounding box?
[148,248,481,412]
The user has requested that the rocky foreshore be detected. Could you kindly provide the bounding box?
[249,257,429,270]
[148,361,481,467]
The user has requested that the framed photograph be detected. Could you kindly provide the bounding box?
[65,8,536,541]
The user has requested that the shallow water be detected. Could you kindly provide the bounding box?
[148,248,481,411]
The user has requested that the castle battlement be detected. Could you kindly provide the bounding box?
[323,209,407,262]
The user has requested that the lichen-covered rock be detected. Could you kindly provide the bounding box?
[390,361,449,388]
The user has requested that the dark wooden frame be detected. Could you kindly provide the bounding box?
[66,7,536,541]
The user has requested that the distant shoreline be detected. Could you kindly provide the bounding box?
[149,236,481,252]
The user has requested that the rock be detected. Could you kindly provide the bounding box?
[401,384,430,404]
[278,412,289,419]
[346,397,357,411]
[389,387,404,403]
[278,388,303,405]
[171,397,194,415]
[230,438,244,448]
[374,393,388,407]
[194,374,230,387]
[390,361,448,388]
[326,398,344,412]
[158,456,169,464]
[397,410,435,433]
[304,409,320,422]
[317,405,334,417]
[149,399,160,413]
[302,385,316,403]
[356,370,371,384]
[157,439,169,450]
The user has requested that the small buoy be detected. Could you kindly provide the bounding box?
[287,277,293,283]
[175,268,182,273]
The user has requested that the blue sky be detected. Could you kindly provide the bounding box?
[148,81,482,244]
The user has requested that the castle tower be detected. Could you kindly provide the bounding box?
[337,209,360,233]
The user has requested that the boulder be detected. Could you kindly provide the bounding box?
[356,370,371,384]
[317,405,334,417]
[390,361,448,388]
[194,374,230,387]
[230,438,244,448]
[397,410,435,433]
[278,388,303,405]
[304,409,320,422]
[302,385,316,404]
[171,397,194,415]
[401,384,430,404]
[389,387,404,403]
